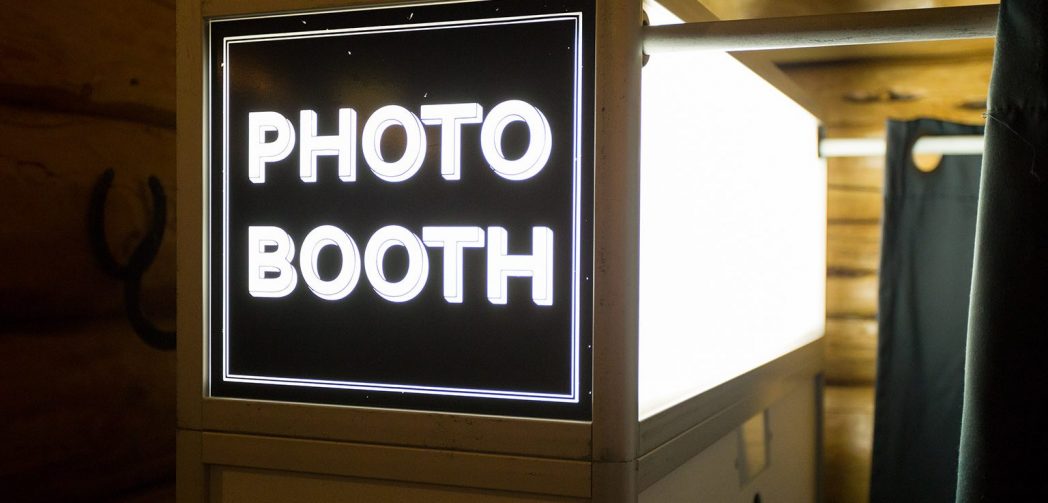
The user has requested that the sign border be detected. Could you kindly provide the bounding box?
[208,10,586,404]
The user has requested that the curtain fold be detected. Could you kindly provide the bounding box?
[957,1,1048,500]
[870,118,983,503]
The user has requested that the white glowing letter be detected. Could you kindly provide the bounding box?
[248,226,298,298]
[420,103,484,180]
[480,100,552,181]
[422,226,485,303]
[248,111,296,184]
[486,226,553,306]
[299,225,361,301]
[299,109,357,183]
[361,105,427,182]
[364,225,429,302]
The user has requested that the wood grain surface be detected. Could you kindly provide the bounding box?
[0,318,176,502]
[825,319,878,385]
[0,0,175,127]
[823,385,875,503]
[1,1,177,501]
[0,104,175,322]
[782,56,992,130]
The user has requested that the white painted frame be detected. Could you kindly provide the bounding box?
[179,1,641,500]
[177,0,866,500]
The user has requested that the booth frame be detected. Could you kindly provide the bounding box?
[177,0,995,500]
[178,0,645,500]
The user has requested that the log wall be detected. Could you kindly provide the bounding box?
[821,150,883,503]
[0,1,177,501]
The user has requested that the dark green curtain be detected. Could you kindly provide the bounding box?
[957,1,1048,500]
[870,119,983,503]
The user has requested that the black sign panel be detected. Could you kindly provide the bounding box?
[208,0,594,420]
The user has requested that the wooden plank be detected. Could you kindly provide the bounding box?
[0,317,175,502]
[0,0,174,127]
[825,136,884,329]
[827,156,885,192]
[827,222,881,273]
[825,319,878,385]
[826,275,878,318]
[781,56,991,130]
[202,433,592,499]
[211,467,588,503]
[828,187,882,223]
[823,385,875,503]
[0,104,175,321]
[202,399,592,460]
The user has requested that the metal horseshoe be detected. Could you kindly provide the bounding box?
[88,168,176,350]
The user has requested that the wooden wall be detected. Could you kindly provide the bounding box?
[0,1,177,501]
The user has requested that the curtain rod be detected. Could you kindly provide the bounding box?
[819,136,985,158]
[644,4,999,54]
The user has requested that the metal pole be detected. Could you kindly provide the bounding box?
[644,4,998,54]
[819,136,986,158]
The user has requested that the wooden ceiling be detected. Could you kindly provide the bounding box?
[659,0,1000,131]
[783,55,992,132]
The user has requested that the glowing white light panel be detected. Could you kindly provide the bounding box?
[639,3,826,419]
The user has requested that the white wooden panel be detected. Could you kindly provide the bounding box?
[211,467,589,503]
[639,382,817,502]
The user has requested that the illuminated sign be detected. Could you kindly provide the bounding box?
[208,0,594,419]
